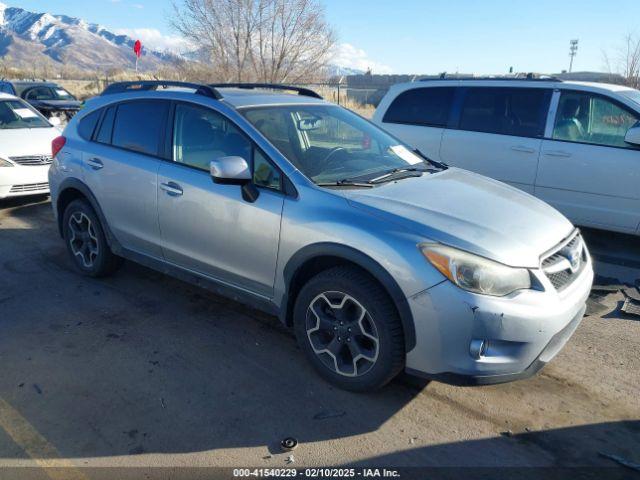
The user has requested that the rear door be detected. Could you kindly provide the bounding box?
[439,87,551,194]
[81,100,168,257]
[536,89,640,233]
[376,86,455,162]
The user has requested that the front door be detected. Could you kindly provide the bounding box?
[536,90,640,233]
[157,102,284,297]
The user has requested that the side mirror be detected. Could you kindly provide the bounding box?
[210,156,259,203]
[49,116,62,127]
[210,156,251,184]
[625,125,640,146]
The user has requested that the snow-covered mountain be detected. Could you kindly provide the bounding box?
[0,2,178,71]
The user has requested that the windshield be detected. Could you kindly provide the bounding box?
[242,105,431,184]
[621,90,640,109]
[53,87,76,100]
[0,100,51,129]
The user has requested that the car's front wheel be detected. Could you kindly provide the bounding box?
[62,199,121,277]
[294,266,405,392]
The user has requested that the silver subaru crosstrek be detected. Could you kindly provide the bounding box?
[48,81,593,391]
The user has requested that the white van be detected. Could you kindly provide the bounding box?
[373,79,640,235]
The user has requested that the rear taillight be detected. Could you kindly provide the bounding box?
[52,136,66,158]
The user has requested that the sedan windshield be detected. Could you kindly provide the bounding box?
[0,100,51,129]
[242,105,437,185]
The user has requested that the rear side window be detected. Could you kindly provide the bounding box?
[95,107,116,144]
[112,101,168,156]
[78,109,101,140]
[458,87,550,137]
[383,87,455,127]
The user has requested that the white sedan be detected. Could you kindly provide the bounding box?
[0,92,62,199]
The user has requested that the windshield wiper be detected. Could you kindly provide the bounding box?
[315,179,375,188]
[369,167,425,184]
[414,149,448,169]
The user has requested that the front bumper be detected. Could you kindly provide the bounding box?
[0,165,50,199]
[404,257,593,384]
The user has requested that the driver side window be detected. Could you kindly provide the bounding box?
[26,87,53,101]
[553,91,639,148]
[253,149,281,190]
[173,103,251,171]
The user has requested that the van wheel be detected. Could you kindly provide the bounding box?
[294,266,404,392]
[63,199,122,277]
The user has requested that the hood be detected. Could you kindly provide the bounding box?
[345,168,574,268]
[31,100,82,110]
[0,127,59,158]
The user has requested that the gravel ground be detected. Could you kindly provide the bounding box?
[0,197,638,478]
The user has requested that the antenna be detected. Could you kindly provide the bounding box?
[569,39,579,73]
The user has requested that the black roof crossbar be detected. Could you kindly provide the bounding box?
[101,81,223,100]
[209,83,323,99]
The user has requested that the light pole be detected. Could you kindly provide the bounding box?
[569,39,579,73]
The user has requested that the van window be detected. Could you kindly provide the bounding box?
[78,109,102,141]
[552,91,640,148]
[383,87,455,127]
[112,101,168,156]
[458,87,550,137]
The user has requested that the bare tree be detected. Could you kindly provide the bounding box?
[172,0,336,83]
[603,33,640,89]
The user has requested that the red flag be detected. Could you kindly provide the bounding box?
[133,40,142,58]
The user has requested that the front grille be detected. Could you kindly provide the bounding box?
[546,270,575,290]
[9,155,53,166]
[9,182,49,193]
[541,232,587,291]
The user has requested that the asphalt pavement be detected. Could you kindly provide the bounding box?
[0,197,638,479]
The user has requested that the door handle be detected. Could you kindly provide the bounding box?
[85,158,104,170]
[510,145,535,154]
[544,150,572,158]
[160,181,183,196]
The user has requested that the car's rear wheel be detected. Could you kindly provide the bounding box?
[294,266,404,392]
[63,199,121,277]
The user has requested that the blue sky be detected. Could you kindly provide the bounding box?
[8,0,640,74]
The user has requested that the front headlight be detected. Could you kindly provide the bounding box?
[0,157,14,167]
[419,243,531,296]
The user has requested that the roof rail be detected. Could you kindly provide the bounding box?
[209,83,323,99]
[101,81,223,100]
[419,74,562,82]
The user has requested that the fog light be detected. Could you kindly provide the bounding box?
[470,339,488,359]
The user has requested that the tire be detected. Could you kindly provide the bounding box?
[293,265,405,392]
[62,199,122,277]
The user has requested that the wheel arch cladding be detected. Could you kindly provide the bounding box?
[282,243,416,351]
[56,178,119,251]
